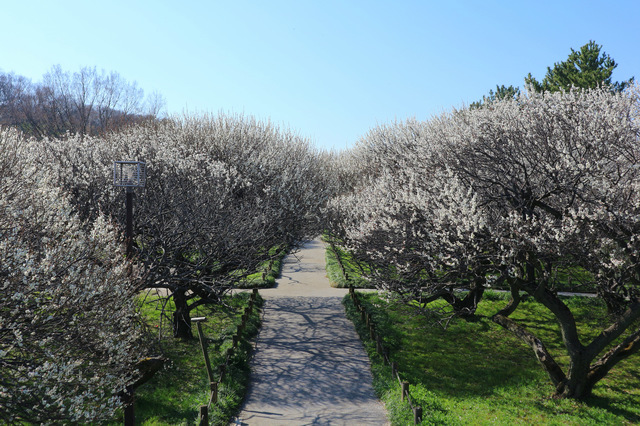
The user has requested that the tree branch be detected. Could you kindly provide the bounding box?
[492,313,567,387]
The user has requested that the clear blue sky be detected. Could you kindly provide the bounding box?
[2,0,638,151]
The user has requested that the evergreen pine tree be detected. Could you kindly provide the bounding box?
[525,40,633,93]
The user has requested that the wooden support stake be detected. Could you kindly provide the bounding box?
[193,319,215,389]
[199,405,208,426]
[401,381,409,401]
[391,362,398,378]
[209,381,218,405]
[219,364,226,380]
[414,406,423,424]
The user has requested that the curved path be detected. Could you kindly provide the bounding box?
[234,238,388,425]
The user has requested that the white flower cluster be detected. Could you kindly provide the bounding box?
[0,128,146,422]
[22,112,332,337]
[329,84,640,309]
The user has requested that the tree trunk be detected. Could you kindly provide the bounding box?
[173,289,193,339]
[453,284,485,317]
[435,283,485,318]
[492,313,567,387]
[554,358,592,399]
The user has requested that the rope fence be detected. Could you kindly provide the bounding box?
[193,288,260,426]
[348,286,423,424]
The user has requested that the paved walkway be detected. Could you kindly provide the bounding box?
[234,238,388,425]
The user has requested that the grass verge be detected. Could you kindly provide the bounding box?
[236,247,286,289]
[343,291,640,425]
[119,291,263,425]
[325,242,372,288]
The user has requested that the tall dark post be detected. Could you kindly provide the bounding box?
[113,161,145,426]
[123,386,134,426]
[126,188,134,257]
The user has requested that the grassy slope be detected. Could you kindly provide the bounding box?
[344,292,640,425]
[119,291,263,426]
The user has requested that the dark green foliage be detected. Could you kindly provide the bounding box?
[473,40,633,110]
[525,40,633,93]
[470,84,521,109]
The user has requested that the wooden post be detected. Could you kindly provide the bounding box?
[199,405,208,426]
[391,362,398,378]
[376,336,383,355]
[219,364,226,380]
[401,381,409,401]
[192,318,215,389]
[209,382,218,405]
[233,334,238,348]
[413,406,423,424]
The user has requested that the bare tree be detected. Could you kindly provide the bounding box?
[0,66,161,138]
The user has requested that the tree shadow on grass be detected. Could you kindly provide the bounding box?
[356,293,548,398]
[531,393,640,424]
[135,396,199,425]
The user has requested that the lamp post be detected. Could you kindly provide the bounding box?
[113,161,146,425]
[113,161,146,257]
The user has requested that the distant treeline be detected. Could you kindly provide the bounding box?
[0,65,165,139]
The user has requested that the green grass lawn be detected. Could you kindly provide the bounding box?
[236,246,287,289]
[324,240,372,288]
[344,291,640,425]
[117,291,263,425]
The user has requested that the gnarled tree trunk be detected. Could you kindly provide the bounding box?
[494,279,640,400]
[172,288,193,339]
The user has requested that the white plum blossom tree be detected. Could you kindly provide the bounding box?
[328,83,640,399]
[29,113,330,338]
[0,128,149,422]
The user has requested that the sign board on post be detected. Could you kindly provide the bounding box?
[113,161,146,188]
